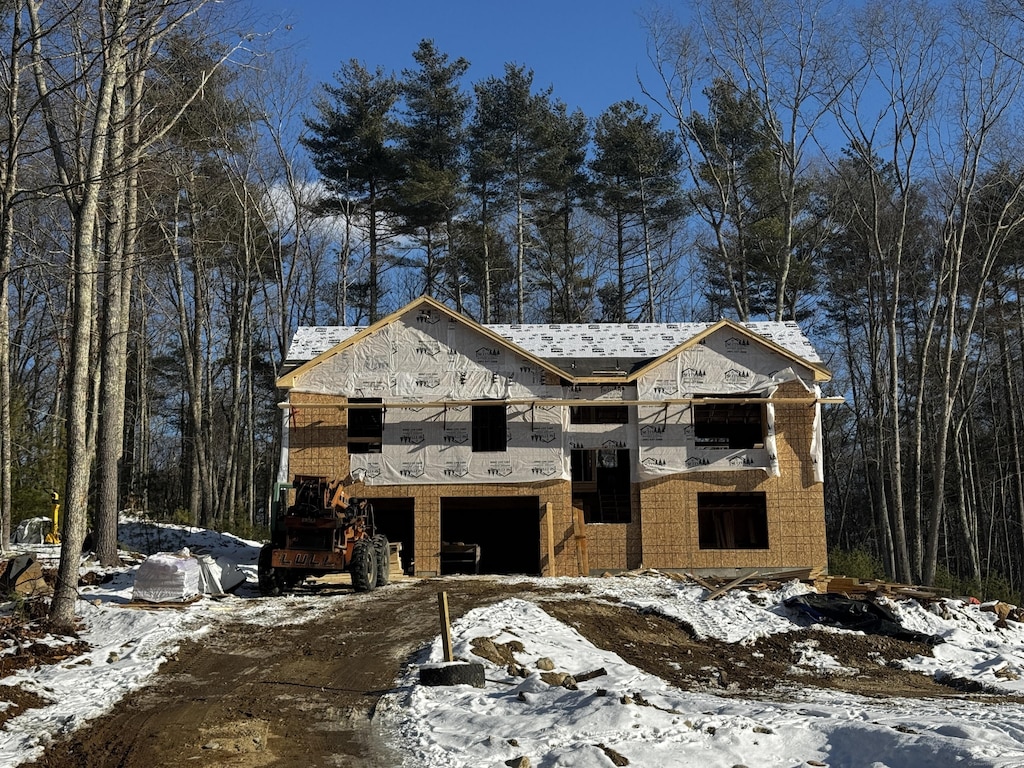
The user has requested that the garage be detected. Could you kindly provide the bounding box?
[440,496,541,575]
[368,497,415,575]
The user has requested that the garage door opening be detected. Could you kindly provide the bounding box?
[368,498,415,575]
[441,496,540,575]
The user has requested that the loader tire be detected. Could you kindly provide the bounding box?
[373,535,390,587]
[350,539,377,593]
[257,544,280,596]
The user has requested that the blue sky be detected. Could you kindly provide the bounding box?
[251,0,665,119]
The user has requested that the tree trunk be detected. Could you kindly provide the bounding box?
[0,3,24,552]
[95,44,136,566]
[35,0,130,631]
[639,175,655,322]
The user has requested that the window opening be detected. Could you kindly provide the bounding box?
[570,404,629,424]
[472,402,507,452]
[697,492,768,549]
[347,398,383,454]
[692,397,764,449]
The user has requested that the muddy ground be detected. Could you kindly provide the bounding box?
[13,577,1024,767]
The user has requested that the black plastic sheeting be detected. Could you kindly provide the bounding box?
[784,593,944,645]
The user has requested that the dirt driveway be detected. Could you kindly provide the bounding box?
[25,576,1018,768]
[26,578,547,768]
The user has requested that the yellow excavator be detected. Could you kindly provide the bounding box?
[44,491,60,544]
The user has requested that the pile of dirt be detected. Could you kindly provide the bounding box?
[0,685,52,730]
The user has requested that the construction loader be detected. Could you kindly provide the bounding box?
[257,476,389,595]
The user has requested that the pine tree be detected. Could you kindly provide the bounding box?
[531,101,593,322]
[303,60,402,321]
[590,100,683,321]
[469,64,551,322]
[396,40,470,306]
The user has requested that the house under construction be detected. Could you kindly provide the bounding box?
[276,296,833,578]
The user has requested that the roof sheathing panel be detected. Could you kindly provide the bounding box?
[482,321,823,366]
[282,318,826,384]
[285,326,364,365]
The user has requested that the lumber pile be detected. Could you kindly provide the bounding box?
[121,595,203,610]
[811,574,949,600]
[389,541,404,579]
[681,567,825,600]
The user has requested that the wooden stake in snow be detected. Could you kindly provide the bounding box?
[438,591,454,662]
[544,502,556,576]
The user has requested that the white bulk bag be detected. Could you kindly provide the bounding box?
[132,551,201,603]
[13,517,51,545]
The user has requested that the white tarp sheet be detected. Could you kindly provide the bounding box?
[196,554,246,595]
[13,517,51,545]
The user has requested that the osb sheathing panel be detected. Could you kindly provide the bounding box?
[638,383,826,571]
[575,486,643,572]
[285,388,827,575]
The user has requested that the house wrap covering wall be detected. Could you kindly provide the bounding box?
[278,297,833,577]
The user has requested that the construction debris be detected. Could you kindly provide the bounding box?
[784,592,944,644]
[652,568,953,603]
[705,570,760,600]
[810,575,950,601]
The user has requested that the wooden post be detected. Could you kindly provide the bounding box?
[573,507,589,576]
[544,502,555,576]
[437,591,454,662]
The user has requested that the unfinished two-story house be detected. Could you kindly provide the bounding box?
[276,296,833,577]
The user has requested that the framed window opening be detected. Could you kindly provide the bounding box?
[692,396,765,449]
[472,402,507,452]
[570,404,629,424]
[347,398,383,454]
[697,492,768,549]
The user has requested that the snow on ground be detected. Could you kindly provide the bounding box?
[378,595,1024,767]
[3,519,1024,767]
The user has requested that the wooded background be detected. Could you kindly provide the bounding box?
[3,0,1024,626]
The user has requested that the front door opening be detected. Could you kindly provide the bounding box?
[571,449,631,523]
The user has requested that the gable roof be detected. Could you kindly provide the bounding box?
[628,318,831,383]
[279,297,831,388]
[276,296,572,390]
[489,318,829,382]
